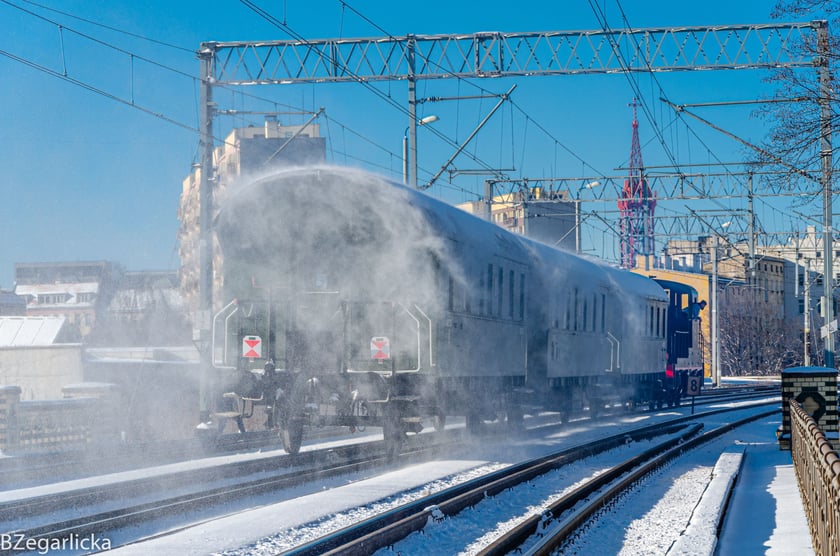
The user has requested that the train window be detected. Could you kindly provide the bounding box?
[461,276,472,314]
[656,305,660,337]
[478,274,484,315]
[487,264,494,316]
[448,275,454,312]
[591,293,598,332]
[660,307,665,337]
[509,270,515,318]
[498,267,504,317]
[600,294,606,332]
[649,305,654,336]
[573,288,579,331]
[520,272,525,321]
[582,297,588,331]
[564,289,571,330]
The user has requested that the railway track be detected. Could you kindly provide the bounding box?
[274,400,777,556]
[0,383,777,489]
[0,431,452,551]
[0,388,779,553]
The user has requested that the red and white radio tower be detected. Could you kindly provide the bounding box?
[618,99,656,269]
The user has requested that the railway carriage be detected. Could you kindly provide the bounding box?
[206,165,688,454]
[524,242,669,418]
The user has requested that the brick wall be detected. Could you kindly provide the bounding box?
[780,366,838,450]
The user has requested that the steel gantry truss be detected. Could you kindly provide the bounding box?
[199,22,819,189]
[205,23,816,84]
[196,21,834,419]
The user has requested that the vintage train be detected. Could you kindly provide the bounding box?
[206,166,702,454]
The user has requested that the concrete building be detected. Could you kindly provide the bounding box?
[458,187,577,250]
[759,228,838,325]
[13,261,119,342]
[654,234,832,373]
[659,238,707,273]
[178,120,327,319]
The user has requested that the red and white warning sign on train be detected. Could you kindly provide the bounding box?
[371,336,391,360]
[243,335,262,358]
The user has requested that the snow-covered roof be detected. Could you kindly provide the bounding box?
[15,282,99,296]
[0,316,68,346]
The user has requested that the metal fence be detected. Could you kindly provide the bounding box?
[0,384,124,455]
[791,399,840,556]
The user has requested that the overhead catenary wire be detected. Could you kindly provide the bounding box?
[344,0,612,195]
[238,0,495,180]
[16,0,194,53]
[339,0,607,187]
[2,0,403,174]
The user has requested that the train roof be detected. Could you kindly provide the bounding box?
[216,165,532,264]
[651,278,699,296]
[217,166,665,302]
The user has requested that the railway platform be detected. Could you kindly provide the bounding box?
[679,423,813,555]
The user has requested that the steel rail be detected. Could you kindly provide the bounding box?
[4,438,443,550]
[282,400,777,556]
[502,407,777,556]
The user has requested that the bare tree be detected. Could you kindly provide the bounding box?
[757,1,840,180]
[717,291,803,375]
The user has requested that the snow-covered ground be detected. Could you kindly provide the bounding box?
[49,399,805,556]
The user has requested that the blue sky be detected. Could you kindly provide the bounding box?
[0,0,822,287]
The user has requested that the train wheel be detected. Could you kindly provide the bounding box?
[280,419,304,455]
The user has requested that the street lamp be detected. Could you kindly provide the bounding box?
[575,180,601,253]
[403,115,439,186]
